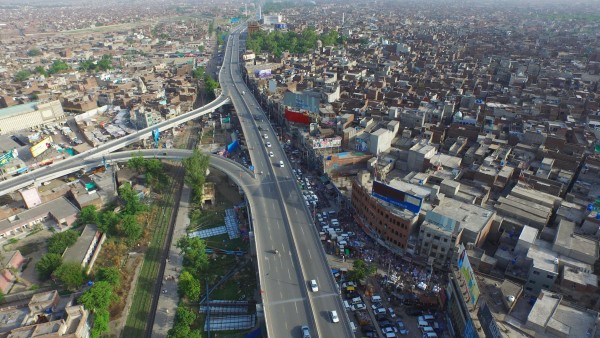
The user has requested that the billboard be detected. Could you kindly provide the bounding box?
[457,244,480,307]
[285,108,310,125]
[274,23,287,29]
[312,137,342,149]
[478,302,502,338]
[254,69,272,78]
[371,181,422,214]
[0,150,15,168]
[30,136,53,158]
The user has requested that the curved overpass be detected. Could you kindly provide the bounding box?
[0,95,229,196]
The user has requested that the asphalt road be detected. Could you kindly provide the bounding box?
[221,29,353,338]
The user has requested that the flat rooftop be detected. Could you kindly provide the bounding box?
[527,243,559,274]
[430,197,494,234]
[0,101,39,119]
[527,290,561,329]
[555,219,599,260]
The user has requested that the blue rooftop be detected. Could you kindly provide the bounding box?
[0,101,40,119]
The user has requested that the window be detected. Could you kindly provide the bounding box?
[433,235,440,240]
[528,280,536,285]
[432,244,438,250]
[426,233,431,238]
[532,271,540,275]
[547,274,554,279]
[443,238,448,242]
[525,287,533,291]
[542,284,550,289]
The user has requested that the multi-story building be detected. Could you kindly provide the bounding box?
[351,171,419,253]
[417,198,495,270]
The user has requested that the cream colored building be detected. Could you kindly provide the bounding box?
[0,100,65,134]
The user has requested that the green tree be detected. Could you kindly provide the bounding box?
[97,54,112,71]
[0,290,4,303]
[127,155,167,190]
[14,70,32,81]
[96,267,121,287]
[192,67,205,79]
[182,150,210,204]
[79,205,99,225]
[79,281,114,312]
[348,259,377,282]
[54,263,85,291]
[175,306,197,327]
[98,210,120,234]
[27,48,42,56]
[34,66,47,77]
[90,308,109,338]
[177,237,209,272]
[208,20,214,35]
[48,60,70,74]
[35,253,62,280]
[168,323,191,338]
[118,182,146,215]
[79,58,96,72]
[178,270,201,301]
[119,214,142,243]
[198,45,205,53]
[47,230,79,254]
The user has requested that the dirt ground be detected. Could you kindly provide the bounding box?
[107,253,144,338]
[205,168,244,208]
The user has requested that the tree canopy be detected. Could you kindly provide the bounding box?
[178,270,201,301]
[35,253,62,280]
[47,60,70,74]
[79,281,115,312]
[118,182,146,215]
[79,205,100,225]
[96,266,121,287]
[118,214,142,244]
[27,48,42,57]
[127,155,167,189]
[47,230,79,254]
[182,150,210,204]
[90,308,109,338]
[246,28,342,56]
[14,70,31,82]
[348,259,377,282]
[54,262,85,291]
[176,236,209,272]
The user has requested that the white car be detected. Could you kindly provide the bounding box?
[266,142,271,147]
[263,133,268,139]
[301,325,311,338]
[279,160,284,167]
[269,151,274,157]
[330,310,339,323]
[310,279,318,292]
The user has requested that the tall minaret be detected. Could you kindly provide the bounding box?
[342,13,345,25]
[245,3,247,16]
[258,5,262,20]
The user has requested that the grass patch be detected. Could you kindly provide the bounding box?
[16,241,44,256]
[121,180,177,338]
[25,226,43,237]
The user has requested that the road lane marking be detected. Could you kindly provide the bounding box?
[288,268,291,279]
[264,297,307,306]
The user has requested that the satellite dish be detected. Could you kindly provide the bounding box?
[507,295,515,302]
